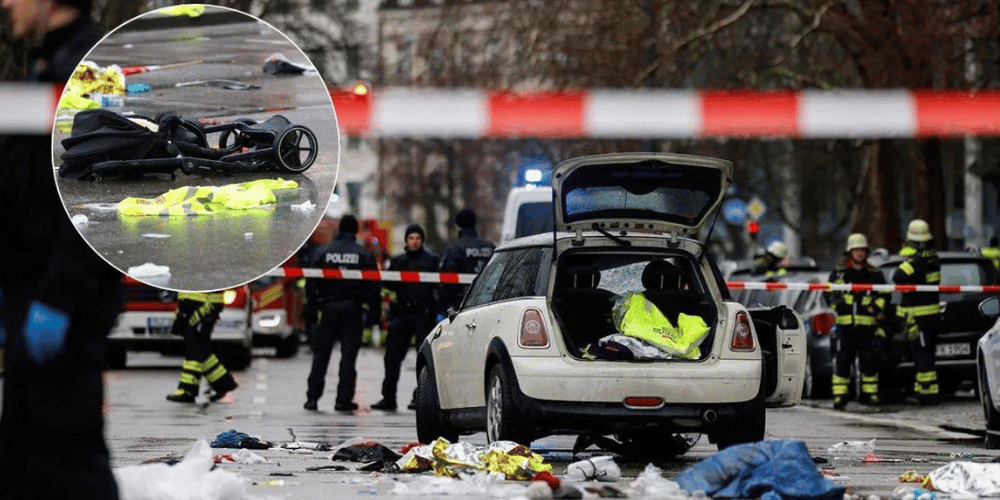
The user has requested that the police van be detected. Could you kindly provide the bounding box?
[499,185,553,245]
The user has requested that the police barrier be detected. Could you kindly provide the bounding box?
[6,84,1000,138]
[262,267,1000,293]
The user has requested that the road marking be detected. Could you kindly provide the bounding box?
[796,404,973,439]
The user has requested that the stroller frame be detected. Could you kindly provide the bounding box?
[60,110,319,180]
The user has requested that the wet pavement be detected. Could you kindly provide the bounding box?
[51,7,339,291]
[91,345,998,499]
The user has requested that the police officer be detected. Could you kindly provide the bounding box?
[440,209,496,311]
[0,1,122,498]
[826,233,889,409]
[892,219,942,405]
[754,241,789,280]
[372,224,439,411]
[983,236,1000,272]
[166,291,239,403]
[304,214,381,412]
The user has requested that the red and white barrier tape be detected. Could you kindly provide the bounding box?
[6,84,1000,138]
[727,281,1000,294]
[264,267,999,293]
[265,267,477,284]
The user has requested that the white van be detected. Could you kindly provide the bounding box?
[499,185,553,244]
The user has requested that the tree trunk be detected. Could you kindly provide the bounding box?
[853,140,900,252]
[911,139,948,250]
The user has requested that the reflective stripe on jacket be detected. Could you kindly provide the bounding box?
[892,249,941,320]
[826,263,887,327]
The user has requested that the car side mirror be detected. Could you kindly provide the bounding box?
[979,297,1000,318]
[447,307,459,322]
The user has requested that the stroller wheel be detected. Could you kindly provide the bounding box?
[273,125,318,173]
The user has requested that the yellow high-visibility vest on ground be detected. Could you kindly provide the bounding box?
[612,291,708,359]
[119,178,297,216]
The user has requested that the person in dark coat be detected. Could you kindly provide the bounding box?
[440,209,496,311]
[304,215,381,412]
[0,0,122,498]
[372,224,439,411]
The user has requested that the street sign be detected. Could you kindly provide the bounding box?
[722,198,748,225]
[748,196,767,220]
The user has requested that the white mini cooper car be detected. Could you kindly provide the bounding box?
[977,296,1000,449]
[415,153,805,454]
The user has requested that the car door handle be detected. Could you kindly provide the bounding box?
[465,322,476,330]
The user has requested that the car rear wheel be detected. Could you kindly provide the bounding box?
[275,332,300,359]
[979,358,1000,449]
[416,365,457,443]
[486,365,529,445]
[107,345,127,369]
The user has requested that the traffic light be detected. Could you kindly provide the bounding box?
[747,220,759,240]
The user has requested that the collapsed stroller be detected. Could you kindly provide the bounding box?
[59,109,318,180]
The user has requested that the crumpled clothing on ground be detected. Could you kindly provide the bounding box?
[210,429,273,450]
[675,439,845,500]
[119,179,297,216]
[397,438,552,480]
[928,461,1000,496]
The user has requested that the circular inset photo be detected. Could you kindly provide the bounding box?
[51,4,339,292]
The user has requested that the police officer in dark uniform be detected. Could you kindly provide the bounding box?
[0,0,121,498]
[304,215,381,412]
[440,209,496,311]
[372,224,440,411]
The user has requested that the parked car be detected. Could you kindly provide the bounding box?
[878,251,1000,397]
[415,153,805,456]
[249,276,304,358]
[976,296,1000,449]
[733,271,837,400]
[108,277,253,369]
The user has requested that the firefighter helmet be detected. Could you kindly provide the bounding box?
[766,241,788,259]
[846,233,869,252]
[906,219,932,242]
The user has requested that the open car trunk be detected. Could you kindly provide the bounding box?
[551,250,718,361]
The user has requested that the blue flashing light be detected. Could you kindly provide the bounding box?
[524,168,543,184]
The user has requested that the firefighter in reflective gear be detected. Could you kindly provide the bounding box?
[983,236,1000,272]
[440,209,496,311]
[373,224,440,411]
[755,241,789,280]
[826,233,889,409]
[167,291,239,403]
[304,214,381,412]
[892,219,942,405]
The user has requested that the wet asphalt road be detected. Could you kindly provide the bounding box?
[51,8,339,291]
[88,345,996,499]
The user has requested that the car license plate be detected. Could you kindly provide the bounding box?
[147,317,173,334]
[936,342,970,357]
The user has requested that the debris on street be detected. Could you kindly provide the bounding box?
[565,456,621,482]
[675,439,845,500]
[210,429,274,450]
[396,438,553,480]
[115,439,259,500]
[827,438,878,459]
[927,461,1000,496]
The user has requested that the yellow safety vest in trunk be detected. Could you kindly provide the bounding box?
[119,178,297,216]
[612,291,708,359]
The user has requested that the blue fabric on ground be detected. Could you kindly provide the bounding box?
[675,439,845,500]
[211,429,272,449]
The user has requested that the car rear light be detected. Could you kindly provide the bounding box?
[623,396,664,409]
[223,288,247,308]
[518,309,549,348]
[812,312,835,335]
[730,311,755,351]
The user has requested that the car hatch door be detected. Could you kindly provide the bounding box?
[748,305,806,407]
[551,152,732,239]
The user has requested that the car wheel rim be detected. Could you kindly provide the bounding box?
[487,376,501,442]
